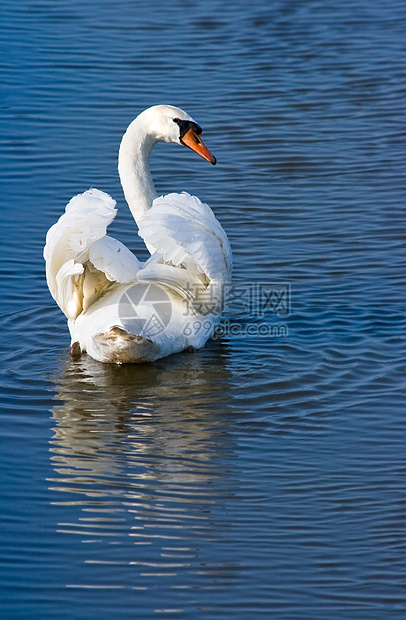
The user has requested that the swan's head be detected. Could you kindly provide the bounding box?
[141,105,217,165]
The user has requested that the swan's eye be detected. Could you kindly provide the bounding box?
[173,118,203,141]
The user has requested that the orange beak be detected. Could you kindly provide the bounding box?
[181,128,217,165]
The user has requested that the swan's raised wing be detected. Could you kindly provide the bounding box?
[44,188,140,320]
[138,192,232,294]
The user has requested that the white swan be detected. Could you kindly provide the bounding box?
[44,105,232,363]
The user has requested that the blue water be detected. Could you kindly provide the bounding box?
[1,0,406,618]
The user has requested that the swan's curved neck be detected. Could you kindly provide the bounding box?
[118,117,158,223]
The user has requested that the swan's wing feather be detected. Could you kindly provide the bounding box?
[89,236,141,283]
[44,188,139,319]
[54,259,84,321]
[138,192,232,282]
[44,188,116,265]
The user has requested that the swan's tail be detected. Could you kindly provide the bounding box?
[92,326,160,364]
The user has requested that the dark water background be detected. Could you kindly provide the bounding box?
[1,1,406,618]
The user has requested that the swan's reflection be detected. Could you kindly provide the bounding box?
[48,341,238,587]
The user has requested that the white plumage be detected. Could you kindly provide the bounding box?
[44,105,232,363]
